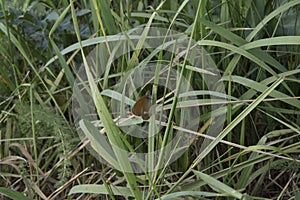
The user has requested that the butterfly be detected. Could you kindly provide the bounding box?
[132,92,152,120]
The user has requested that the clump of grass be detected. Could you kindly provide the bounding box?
[1,0,300,199]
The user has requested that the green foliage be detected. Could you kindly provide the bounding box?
[0,0,300,199]
[14,100,75,187]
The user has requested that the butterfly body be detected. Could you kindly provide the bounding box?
[132,92,152,120]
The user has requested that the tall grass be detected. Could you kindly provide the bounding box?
[0,0,299,199]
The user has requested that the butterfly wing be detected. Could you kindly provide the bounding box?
[132,93,151,120]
